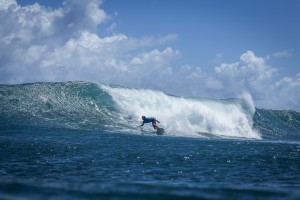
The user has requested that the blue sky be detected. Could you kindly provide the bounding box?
[104,0,300,73]
[1,0,300,111]
[103,0,300,74]
[18,0,300,73]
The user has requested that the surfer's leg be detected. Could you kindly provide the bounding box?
[152,121,157,129]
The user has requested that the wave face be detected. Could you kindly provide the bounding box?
[1,81,299,141]
[253,109,300,141]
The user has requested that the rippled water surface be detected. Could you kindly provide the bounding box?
[1,128,299,199]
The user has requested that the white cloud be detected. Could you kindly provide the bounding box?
[212,53,223,64]
[155,64,223,98]
[214,51,300,110]
[214,51,277,97]
[131,47,179,66]
[0,0,178,85]
[36,32,180,85]
[0,0,17,10]
[272,50,292,58]
[61,0,108,32]
[269,73,300,109]
[106,22,117,33]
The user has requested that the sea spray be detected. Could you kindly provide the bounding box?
[101,84,261,138]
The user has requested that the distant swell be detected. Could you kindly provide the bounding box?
[0,81,299,141]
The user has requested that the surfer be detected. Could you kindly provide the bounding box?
[140,116,160,130]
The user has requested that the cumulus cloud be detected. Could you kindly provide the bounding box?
[214,51,300,110]
[0,0,178,85]
[0,0,299,111]
[270,73,300,109]
[214,51,277,98]
[0,0,16,10]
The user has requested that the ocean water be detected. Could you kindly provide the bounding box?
[0,81,299,199]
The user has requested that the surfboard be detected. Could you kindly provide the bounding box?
[156,127,164,135]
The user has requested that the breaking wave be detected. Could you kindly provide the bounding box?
[0,81,299,141]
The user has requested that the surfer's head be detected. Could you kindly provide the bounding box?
[142,116,146,120]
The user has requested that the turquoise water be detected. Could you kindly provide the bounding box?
[1,82,300,199]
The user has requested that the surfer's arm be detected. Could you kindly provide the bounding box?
[153,117,160,123]
[140,122,145,127]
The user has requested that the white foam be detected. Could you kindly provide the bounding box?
[101,84,261,139]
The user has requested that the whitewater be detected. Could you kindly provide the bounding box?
[100,84,260,138]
